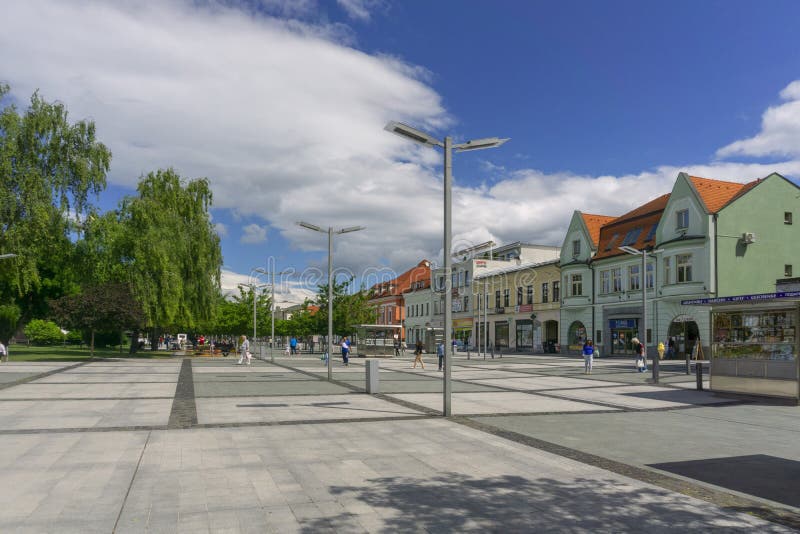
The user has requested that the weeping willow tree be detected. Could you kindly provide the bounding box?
[117,169,222,351]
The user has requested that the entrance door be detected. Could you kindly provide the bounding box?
[610,328,638,355]
[495,322,509,350]
[668,319,699,359]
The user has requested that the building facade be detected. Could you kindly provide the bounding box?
[368,259,431,341]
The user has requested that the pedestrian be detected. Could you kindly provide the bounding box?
[413,339,425,369]
[290,336,298,355]
[237,335,251,365]
[437,342,445,371]
[582,339,594,374]
[667,337,675,359]
[632,337,646,372]
[0,340,7,362]
[401,340,407,355]
[341,336,350,366]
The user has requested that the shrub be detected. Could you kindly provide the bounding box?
[24,319,65,345]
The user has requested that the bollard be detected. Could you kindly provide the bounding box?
[696,361,703,391]
[366,359,379,394]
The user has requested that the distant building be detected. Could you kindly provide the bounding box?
[368,259,431,341]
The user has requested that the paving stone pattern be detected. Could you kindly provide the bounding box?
[0,353,796,532]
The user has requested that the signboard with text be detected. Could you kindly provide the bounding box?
[681,291,800,306]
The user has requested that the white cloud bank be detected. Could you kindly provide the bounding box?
[240,224,268,244]
[1,1,798,278]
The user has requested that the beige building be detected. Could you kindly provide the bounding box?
[472,259,561,353]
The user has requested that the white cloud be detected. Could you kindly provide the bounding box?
[240,224,268,244]
[336,0,383,21]
[717,80,800,159]
[214,222,228,237]
[220,268,317,304]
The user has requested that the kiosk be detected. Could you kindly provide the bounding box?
[683,291,799,401]
[354,325,402,357]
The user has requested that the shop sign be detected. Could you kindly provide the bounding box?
[475,260,487,268]
[609,318,636,329]
[682,291,800,306]
[517,304,532,312]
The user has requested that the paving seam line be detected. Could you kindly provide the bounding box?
[452,416,800,531]
[266,360,365,393]
[167,359,197,429]
[0,360,93,391]
[112,430,151,534]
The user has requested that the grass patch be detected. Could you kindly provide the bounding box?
[4,345,175,362]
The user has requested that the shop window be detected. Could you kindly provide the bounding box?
[677,254,693,283]
[571,274,583,296]
[553,281,560,302]
[676,209,689,230]
[541,282,549,303]
[785,212,792,225]
[786,265,793,277]
[568,321,587,347]
[527,285,533,304]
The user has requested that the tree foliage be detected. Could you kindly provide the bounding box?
[0,303,20,347]
[312,278,376,336]
[0,84,110,300]
[23,319,64,345]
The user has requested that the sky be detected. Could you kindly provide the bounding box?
[2,0,800,303]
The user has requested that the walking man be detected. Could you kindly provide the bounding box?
[237,335,251,365]
[341,336,351,366]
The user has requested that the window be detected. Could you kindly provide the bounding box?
[465,270,471,286]
[526,285,533,304]
[664,257,671,285]
[503,288,510,307]
[621,227,642,247]
[645,224,658,243]
[571,274,583,296]
[677,254,692,283]
[459,271,465,287]
[452,273,457,287]
[786,212,793,225]
[553,281,560,302]
[495,290,501,308]
[604,233,620,251]
[786,265,793,277]
[646,262,654,288]
[628,264,640,290]
[437,276,445,291]
[572,239,581,256]
[463,295,469,311]
[676,209,689,230]
[426,303,429,316]
[542,282,549,303]
[612,268,622,292]
[595,330,602,343]
[600,270,611,294]
[406,306,410,318]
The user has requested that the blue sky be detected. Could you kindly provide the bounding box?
[2,0,800,302]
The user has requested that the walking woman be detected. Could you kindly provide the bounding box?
[582,339,595,374]
[412,339,425,369]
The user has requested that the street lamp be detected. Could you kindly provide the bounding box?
[254,264,293,362]
[297,221,365,381]
[386,121,509,416]
[0,254,17,260]
[619,245,664,383]
[238,281,268,343]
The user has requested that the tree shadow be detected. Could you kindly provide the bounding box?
[300,472,777,532]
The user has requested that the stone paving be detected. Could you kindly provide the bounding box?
[0,353,795,532]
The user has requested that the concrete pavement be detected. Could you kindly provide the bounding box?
[0,354,795,532]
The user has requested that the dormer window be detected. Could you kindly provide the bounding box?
[676,209,689,230]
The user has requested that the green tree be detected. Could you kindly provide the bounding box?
[115,169,222,351]
[23,319,64,345]
[0,84,110,304]
[314,278,376,336]
[50,282,144,356]
[0,304,20,361]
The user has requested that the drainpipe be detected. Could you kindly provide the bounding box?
[712,214,719,296]
[589,257,596,354]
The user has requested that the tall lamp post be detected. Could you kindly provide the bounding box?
[385,121,508,416]
[297,221,365,382]
[619,245,663,383]
[255,265,292,362]
[238,281,268,343]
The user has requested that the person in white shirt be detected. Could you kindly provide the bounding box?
[0,341,6,362]
[237,335,251,365]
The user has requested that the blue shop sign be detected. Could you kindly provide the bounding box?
[609,319,637,329]
[682,291,800,306]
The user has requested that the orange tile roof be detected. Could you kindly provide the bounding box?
[369,260,431,299]
[580,213,617,248]
[592,194,670,261]
[688,175,758,214]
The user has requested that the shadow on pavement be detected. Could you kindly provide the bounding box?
[299,473,776,532]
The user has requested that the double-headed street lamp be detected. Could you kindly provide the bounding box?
[297,221,365,382]
[385,121,509,416]
[238,281,269,342]
[254,265,293,362]
[619,245,664,383]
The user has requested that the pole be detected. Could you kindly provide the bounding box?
[483,277,487,360]
[253,286,257,342]
[443,136,452,416]
[327,226,334,382]
[644,249,659,383]
[271,268,275,362]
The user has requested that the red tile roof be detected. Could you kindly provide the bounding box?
[580,213,617,248]
[369,260,431,299]
[689,175,758,214]
[592,194,670,261]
